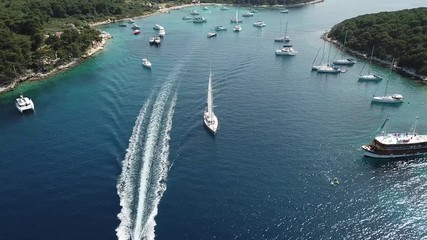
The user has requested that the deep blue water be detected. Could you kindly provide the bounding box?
[1,0,427,239]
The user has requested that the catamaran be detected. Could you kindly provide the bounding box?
[230,10,242,23]
[204,70,218,134]
[274,21,290,43]
[362,117,427,159]
[359,46,382,81]
[15,94,35,113]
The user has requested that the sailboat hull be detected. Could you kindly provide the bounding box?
[204,111,219,134]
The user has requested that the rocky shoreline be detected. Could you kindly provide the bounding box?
[322,32,427,82]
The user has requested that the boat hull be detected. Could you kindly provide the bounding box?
[359,74,382,81]
[204,112,218,134]
[362,145,427,159]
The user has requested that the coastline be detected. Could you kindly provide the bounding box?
[321,32,427,81]
[1,0,324,94]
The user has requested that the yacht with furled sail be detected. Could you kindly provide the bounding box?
[242,11,254,17]
[204,69,218,134]
[359,46,382,81]
[274,21,290,43]
[232,11,242,32]
[230,10,242,23]
[362,117,427,159]
[193,16,207,23]
[15,94,35,113]
[371,59,404,103]
[332,31,356,66]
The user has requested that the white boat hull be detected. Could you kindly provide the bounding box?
[204,111,218,134]
[371,94,404,103]
[362,145,427,159]
[359,74,382,81]
[15,95,35,113]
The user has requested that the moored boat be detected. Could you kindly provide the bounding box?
[182,15,193,20]
[153,24,163,30]
[333,58,356,65]
[275,47,297,56]
[233,25,242,32]
[142,58,152,69]
[158,27,166,37]
[207,32,217,38]
[190,10,200,15]
[362,117,427,159]
[15,95,35,113]
[242,11,254,17]
[131,24,140,30]
[358,46,382,81]
[193,16,207,23]
[133,29,141,35]
[253,20,266,28]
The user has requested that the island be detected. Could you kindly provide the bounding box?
[327,7,427,80]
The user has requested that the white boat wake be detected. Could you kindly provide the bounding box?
[116,75,178,240]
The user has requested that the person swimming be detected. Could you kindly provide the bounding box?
[330,177,340,185]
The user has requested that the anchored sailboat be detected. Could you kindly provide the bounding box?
[204,70,219,134]
[371,59,403,103]
[358,46,382,81]
[332,31,356,65]
[233,10,242,32]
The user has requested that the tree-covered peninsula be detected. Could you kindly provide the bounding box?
[0,0,318,87]
[328,7,427,79]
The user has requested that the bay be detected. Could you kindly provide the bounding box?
[0,0,427,239]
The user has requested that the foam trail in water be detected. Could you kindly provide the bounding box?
[116,99,152,240]
[132,81,174,240]
[142,92,177,240]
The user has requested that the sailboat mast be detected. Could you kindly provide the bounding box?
[207,71,213,118]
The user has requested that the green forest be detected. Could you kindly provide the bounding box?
[0,0,314,86]
[328,7,427,77]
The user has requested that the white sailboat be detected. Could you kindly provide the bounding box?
[233,10,242,32]
[230,10,242,23]
[358,46,382,81]
[371,59,404,103]
[332,31,356,65]
[204,70,219,134]
[274,21,290,43]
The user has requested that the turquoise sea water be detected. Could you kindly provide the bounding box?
[1,0,427,239]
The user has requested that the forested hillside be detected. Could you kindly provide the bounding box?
[0,0,316,86]
[0,0,153,85]
[328,7,427,77]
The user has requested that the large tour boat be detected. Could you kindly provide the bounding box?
[362,118,427,159]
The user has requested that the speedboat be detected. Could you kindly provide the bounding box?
[158,27,166,37]
[275,47,297,56]
[280,9,289,13]
[362,118,427,159]
[253,20,266,28]
[133,29,141,35]
[182,15,193,20]
[207,32,217,38]
[15,95,34,113]
[153,24,163,30]
[149,37,155,45]
[142,58,152,69]
[233,25,242,32]
[154,37,161,46]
